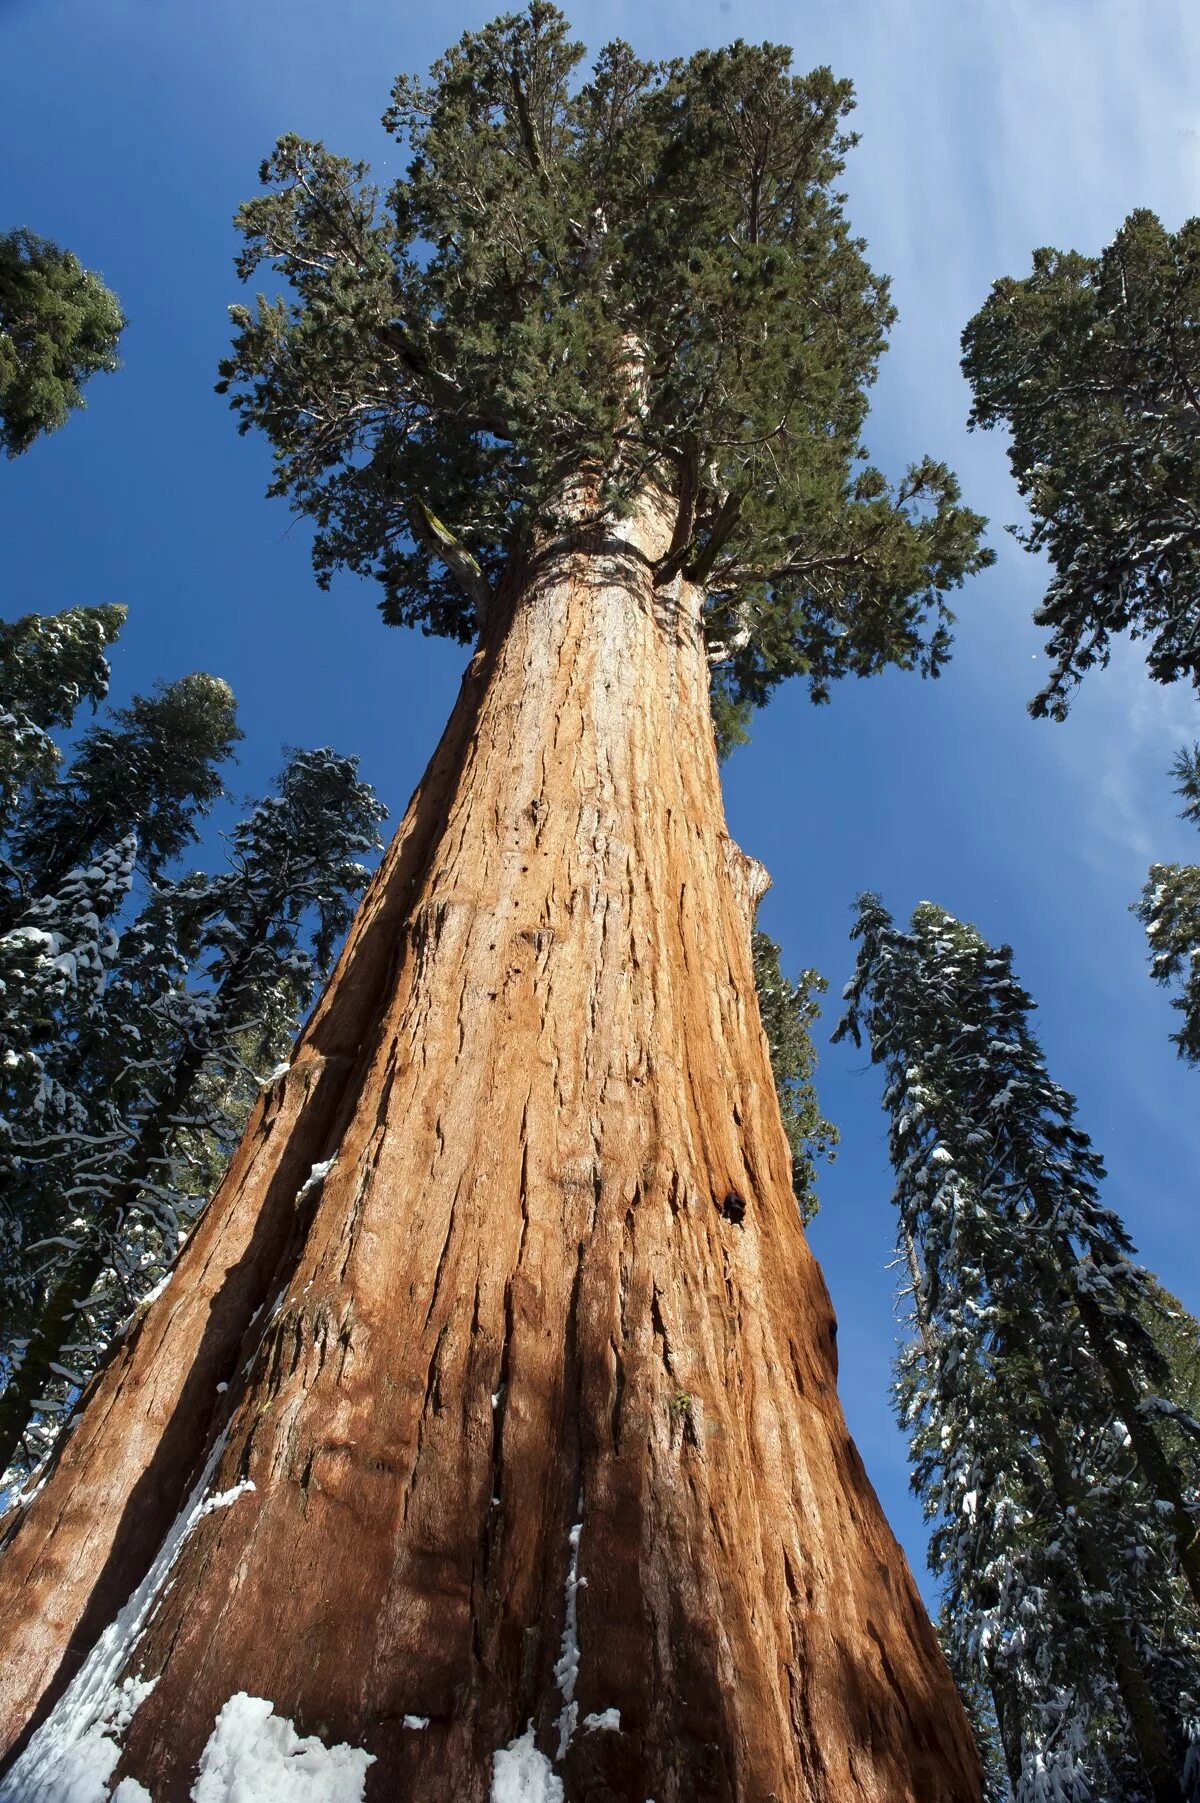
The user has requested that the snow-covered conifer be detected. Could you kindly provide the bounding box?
[838,896,1200,1801]
[0,653,241,1367]
[0,837,136,1341]
[0,603,125,844]
[0,748,385,1484]
[4,669,241,929]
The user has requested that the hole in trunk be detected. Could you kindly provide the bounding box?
[719,1194,746,1226]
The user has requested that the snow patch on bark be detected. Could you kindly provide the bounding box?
[0,1673,155,1803]
[0,1429,253,1803]
[582,1708,620,1732]
[553,1518,584,1758]
[296,1158,336,1202]
[203,1480,256,1512]
[190,1693,374,1802]
[491,1725,563,1802]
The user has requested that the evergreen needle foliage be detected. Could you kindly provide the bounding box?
[962,209,1200,721]
[837,896,1200,1802]
[218,3,991,740]
[4,672,243,931]
[751,927,837,1223]
[0,610,386,1487]
[0,604,126,834]
[1136,745,1200,1067]
[0,228,126,458]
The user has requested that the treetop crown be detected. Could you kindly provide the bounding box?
[220,5,990,721]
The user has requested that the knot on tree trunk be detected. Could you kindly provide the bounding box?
[722,836,771,933]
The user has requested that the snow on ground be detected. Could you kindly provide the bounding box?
[0,1674,156,1803]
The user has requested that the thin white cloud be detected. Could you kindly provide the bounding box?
[1059,644,1199,871]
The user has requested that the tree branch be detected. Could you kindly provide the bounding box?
[686,491,743,587]
[375,324,513,440]
[653,436,699,587]
[407,498,494,630]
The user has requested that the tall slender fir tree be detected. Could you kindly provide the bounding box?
[837,896,1200,1803]
[3,669,242,931]
[0,604,126,839]
[751,926,837,1224]
[0,665,242,1330]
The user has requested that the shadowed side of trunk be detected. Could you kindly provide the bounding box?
[0,489,981,1802]
[0,636,494,1758]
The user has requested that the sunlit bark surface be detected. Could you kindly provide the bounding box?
[0,487,981,1801]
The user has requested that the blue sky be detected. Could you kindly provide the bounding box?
[3,0,1199,1599]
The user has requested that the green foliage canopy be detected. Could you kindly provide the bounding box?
[963,208,1200,719]
[1135,744,1200,1065]
[220,5,991,727]
[0,228,126,458]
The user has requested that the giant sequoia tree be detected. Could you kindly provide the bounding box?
[0,13,992,1799]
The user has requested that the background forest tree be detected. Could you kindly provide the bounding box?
[1137,743,1200,1065]
[0,226,125,457]
[0,606,386,1487]
[962,209,1200,721]
[838,896,1200,1802]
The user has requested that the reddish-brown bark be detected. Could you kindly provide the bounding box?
[0,487,981,1800]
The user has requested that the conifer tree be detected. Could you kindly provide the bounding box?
[0,16,992,1797]
[1136,745,1200,1066]
[0,748,385,1486]
[3,669,242,930]
[751,927,837,1223]
[0,604,126,836]
[838,896,1200,1802]
[0,836,137,1336]
[0,228,126,458]
[0,662,241,1316]
[962,209,1200,720]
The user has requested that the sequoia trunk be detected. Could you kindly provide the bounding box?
[0,487,980,1801]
